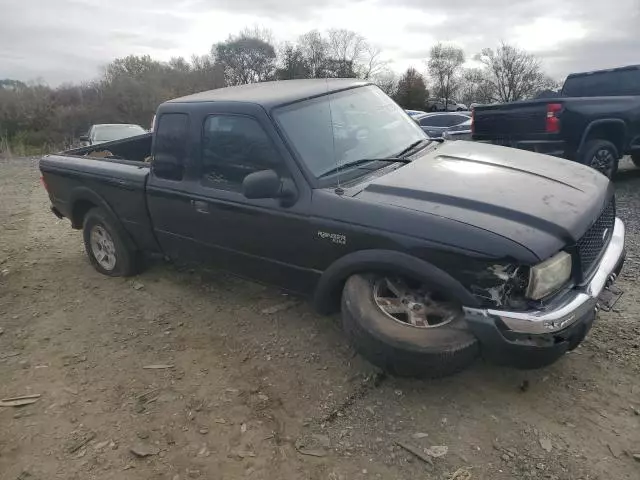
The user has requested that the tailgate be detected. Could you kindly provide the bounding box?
[473,101,549,138]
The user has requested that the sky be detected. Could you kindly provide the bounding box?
[1,0,638,86]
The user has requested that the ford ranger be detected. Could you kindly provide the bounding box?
[39,79,626,377]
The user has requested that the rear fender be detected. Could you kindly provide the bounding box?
[313,249,480,314]
[578,119,627,157]
[69,187,138,250]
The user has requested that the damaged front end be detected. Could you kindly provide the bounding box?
[466,264,531,310]
[459,218,625,369]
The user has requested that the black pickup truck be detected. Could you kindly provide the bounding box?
[40,79,626,377]
[472,64,640,178]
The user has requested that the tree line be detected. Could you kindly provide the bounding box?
[0,27,558,154]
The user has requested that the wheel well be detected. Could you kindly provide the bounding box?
[314,261,479,315]
[317,268,396,315]
[584,123,625,157]
[71,200,96,229]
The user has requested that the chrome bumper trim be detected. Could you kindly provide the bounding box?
[464,218,625,335]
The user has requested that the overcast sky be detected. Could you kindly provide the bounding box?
[1,0,638,86]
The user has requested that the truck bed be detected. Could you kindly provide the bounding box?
[65,133,153,164]
[39,133,159,253]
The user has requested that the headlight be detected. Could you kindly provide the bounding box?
[526,252,572,300]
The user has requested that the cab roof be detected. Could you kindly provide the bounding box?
[166,79,370,109]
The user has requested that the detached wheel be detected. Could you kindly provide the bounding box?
[82,208,138,276]
[341,274,479,378]
[581,139,619,178]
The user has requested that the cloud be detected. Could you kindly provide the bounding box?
[0,0,638,85]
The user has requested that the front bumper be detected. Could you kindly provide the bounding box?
[464,217,625,368]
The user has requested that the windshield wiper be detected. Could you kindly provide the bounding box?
[394,138,430,157]
[318,157,411,179]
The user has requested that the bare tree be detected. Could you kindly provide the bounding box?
[427,43,465,109]
[458,68,496,105]
[371,68,399,97]
[240,25,275,45]
[298,30,328,78]
[359,44,388,80]
[326,29,365,77]
[477,43,554,102]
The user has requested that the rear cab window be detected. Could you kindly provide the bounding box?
[562,67,640,97]
[153,113,189,181]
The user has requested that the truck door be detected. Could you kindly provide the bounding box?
[147,107,318,295]
[186,112,318,294]
[146,112,202,263]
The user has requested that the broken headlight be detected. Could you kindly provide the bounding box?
[526,252,572,300]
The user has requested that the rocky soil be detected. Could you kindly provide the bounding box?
[1,156,639,480]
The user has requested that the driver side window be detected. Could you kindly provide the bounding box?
[201,115,283,191]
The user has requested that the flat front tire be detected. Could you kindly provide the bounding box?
[82,208,138,276]
[341,274,479,378]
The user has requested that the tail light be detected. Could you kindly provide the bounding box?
[546,103,562,133]
[40,175,48,192]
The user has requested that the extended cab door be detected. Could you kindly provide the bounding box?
[146,102,319,295]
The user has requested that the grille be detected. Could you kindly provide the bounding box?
[576,200,615,275]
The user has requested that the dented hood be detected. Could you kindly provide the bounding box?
[354,140,613,259]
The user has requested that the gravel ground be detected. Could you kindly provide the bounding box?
[0,156,639,480]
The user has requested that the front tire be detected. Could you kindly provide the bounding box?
[341,274,479,378]
[82,208,138,276]
[580,139,619,178]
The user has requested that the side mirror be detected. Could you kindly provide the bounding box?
[242,169,282,199]
[79,135,89,142]
[242,169,297,206]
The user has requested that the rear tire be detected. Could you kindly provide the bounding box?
[82,208,139,277]
[341,274,479,378]
[580,139,619,178]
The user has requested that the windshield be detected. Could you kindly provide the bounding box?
[274,85,428,180]
[93,125,146,142]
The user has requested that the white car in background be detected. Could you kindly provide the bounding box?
[427,98,468,112]
[79,124,147,146]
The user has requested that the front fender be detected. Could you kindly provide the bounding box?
[313,249,481,314]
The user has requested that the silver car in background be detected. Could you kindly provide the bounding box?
[79,124,147,146]
[413,112,471,139]
[442,117,472,141]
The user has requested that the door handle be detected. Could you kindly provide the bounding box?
[190,200,209,214]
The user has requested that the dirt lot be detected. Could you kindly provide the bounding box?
[1,156,639,480]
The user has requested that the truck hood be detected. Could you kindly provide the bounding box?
[353,140,612,260]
